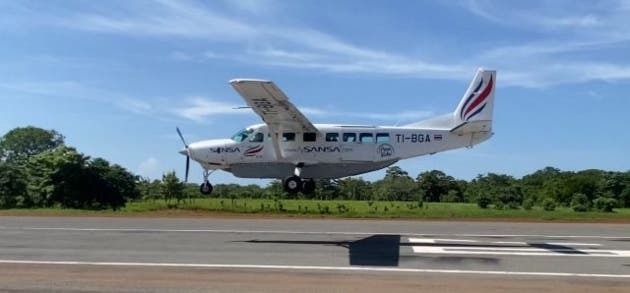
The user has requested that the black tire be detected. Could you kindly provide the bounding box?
[302,179,316,194]
[283,175,302,194]
[200,182,213,195]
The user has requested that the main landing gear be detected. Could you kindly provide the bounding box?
[283,176,316,194]
[199,170,214,195]
[283,163,315,194]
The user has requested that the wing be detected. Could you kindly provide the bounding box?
[229,79,317,133]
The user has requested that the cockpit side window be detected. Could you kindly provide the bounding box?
[231,128,253,142]
[249,132,264,142]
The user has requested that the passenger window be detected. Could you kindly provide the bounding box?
[342,133,356,142]
[282,132,296,142]
[303,132,317,142]
[249,132,264,142]
[325,133,339,142]
[376,133,390,142]
[360,133,373,143]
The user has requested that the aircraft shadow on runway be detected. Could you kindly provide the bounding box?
[239,235,585,267]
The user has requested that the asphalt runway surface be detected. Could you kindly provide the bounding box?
[1,216,630,292]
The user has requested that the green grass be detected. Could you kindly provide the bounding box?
[2,198,630,222]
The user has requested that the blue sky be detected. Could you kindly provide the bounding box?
[1,0,629,184]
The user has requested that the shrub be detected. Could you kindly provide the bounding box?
[571,193,590,212]
[497,193,521,209]
[593,197,617,213]
[542,198,556,211]
[523,198,534,210]
[441,190,461,203]
[477,195,491,209]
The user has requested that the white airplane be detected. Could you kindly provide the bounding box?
[177,68,496,195]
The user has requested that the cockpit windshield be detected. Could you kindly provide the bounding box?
[231,128,253,142]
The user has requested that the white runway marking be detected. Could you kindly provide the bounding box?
[408,238,622,257]
[411,246,630,257]
[9,227,630,240]
[0,259,629,279]
[408,238,602,247]
[546,242,602,247]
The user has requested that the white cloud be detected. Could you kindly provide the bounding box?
[7,0,630,88]
[56,1,468,81]
[224,0,277,15]
[301,107,434,123]
[138,157,161,179]
[169,51,193,61]
[69,1,257,41]
[117,99,152,114]
[171,97,249,122]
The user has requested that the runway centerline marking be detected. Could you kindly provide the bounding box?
[7,227,630,240]
[0,259,629,279]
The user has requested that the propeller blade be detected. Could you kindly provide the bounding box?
[185,156,190,183]
[176,127,188,148]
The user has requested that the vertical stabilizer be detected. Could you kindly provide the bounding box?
[451,68,496,133]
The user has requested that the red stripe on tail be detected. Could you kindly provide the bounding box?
[463,76,493,118]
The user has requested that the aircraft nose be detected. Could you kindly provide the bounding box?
[179,148,188,156]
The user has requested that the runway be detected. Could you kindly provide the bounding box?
[1,216,630,292]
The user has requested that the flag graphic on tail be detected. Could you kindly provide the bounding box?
[460,76,493,121]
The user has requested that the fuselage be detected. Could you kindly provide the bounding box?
[183,123,492,179]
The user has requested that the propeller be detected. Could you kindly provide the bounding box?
[176,127,190,182]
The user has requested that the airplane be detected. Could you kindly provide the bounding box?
[177,68,496,195]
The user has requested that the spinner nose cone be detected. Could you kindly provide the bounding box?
[179,148,188,156]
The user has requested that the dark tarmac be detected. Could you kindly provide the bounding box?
[1,216,629,292]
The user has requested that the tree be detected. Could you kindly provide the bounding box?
[593,196,617,212]
[542,198,556,211]
[26,146,89,208]
[26,147,132,209]
[0,163,27,208]
[138,178,163,202]
[385,166,409,179]
[416,170,460,202]
[466,173,519,207]
[337,177,372,200]
[571,193,590,212]
[162,171,184,204]
[0,126,64,164]
[88,158,139,209]
[313,179,341,200]
[477,194,491,209]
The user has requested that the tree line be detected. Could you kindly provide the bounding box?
[2,126,629,212]
[0,126,139,209]
[172,166,627,212]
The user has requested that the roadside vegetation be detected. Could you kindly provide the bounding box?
[1,126,630,221]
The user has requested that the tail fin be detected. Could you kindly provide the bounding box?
[451,68,496,134]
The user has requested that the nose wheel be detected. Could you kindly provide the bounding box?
[199,170,215,195]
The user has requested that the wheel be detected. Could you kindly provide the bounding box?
[283,175,302,194]
[302,179,316,194]
[200,181,213,195]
